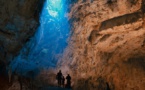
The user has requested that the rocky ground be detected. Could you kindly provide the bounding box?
[8,81,71,90]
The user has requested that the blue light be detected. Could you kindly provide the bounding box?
[9,0,70,76]
[47,0,63,17]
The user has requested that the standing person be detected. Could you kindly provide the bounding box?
[66,74,71,88]
[56,70,62,86]
[18,76,23,90]
[106,82,111,90]
[62,76,65,88]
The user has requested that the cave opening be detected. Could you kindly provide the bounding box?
[9,0,70,77]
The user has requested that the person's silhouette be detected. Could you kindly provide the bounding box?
[18,76,22,90]
[62,76,65,88]
[106,82,111,90]
[56,70,62,86]
[66,74,71,88]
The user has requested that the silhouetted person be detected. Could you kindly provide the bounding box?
[62,76,65,88]
[28,71,35,90]
[66,74,71,88]
[106,82,111,90]
[56,70,62,86]
[18,76,23,90]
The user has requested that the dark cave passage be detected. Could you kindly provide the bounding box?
[6,0,73,89]
[9,0,71,76]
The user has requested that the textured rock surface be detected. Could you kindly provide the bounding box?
[0,0,44,90]
[0,0,44,63]
[58,0,145,90]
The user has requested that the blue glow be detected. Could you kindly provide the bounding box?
[47,0,63,17]
[9,0,70,76]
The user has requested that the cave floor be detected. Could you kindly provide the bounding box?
[42,86,72,90]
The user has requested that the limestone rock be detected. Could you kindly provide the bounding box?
[0,0,44,63]
[58,0,145,90]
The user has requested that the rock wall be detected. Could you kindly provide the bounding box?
[58,0,145,90]
[0,0,44,64]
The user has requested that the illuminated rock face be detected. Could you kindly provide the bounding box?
[9,0,70,72]
[0,0,44,63]
[59,0,145,90]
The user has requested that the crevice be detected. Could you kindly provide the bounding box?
[99,34,111,42]
[99,12,142,31]
[124,57,145,71]
[88,30,100,42]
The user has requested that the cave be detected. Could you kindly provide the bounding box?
[0,0,145,90]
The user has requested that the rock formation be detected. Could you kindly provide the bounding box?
[0,0,44,64]
[0,0,145,90]
[58,0,145,90]
[0,0,44,89]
